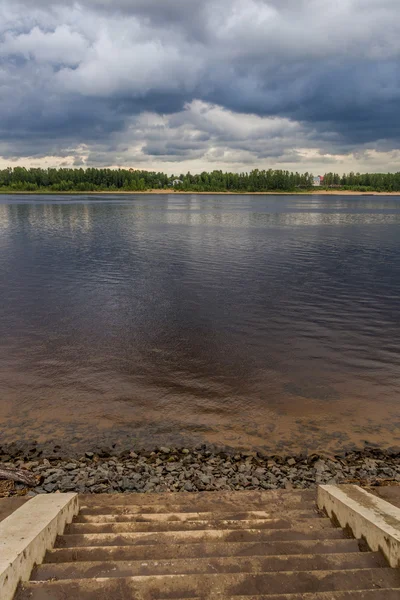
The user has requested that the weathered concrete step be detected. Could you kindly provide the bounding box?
[0,493,78,600]
[17,569,400,599]
[319,484,400,569]
[80,501,316,516]
[168,592,400,600]
[16,591,400,600]
[75,509,320,523]
[66,517,332,534]
[56,526,346,548]
[80,490,315,508]
[32,552,388,581]
[47,538,362,563]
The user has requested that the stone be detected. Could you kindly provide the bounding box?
[261,482,277,490]
[199,474,211,485]
[43,483,57,493]
[382,467,395,477]
[314,460,327,473]
[254,467,265,477]
[143,482,155,492]
[0,445,398,496]
[64,463,77,471]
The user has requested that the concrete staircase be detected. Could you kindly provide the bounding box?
[17,490,400,599]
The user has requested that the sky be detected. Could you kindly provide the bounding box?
[0,0,400,175]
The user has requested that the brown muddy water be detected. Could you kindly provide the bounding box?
[0,194,399,454]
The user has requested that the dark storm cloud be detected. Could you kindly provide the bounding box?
[1,0,400,167]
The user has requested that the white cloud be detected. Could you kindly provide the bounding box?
[56,32,203,97]
[1,25,89,66]
[2,100,398,176]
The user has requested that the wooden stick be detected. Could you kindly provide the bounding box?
[0,467,37,487]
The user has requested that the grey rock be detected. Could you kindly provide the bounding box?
[1,446,398,497]
[143,482,155,492]
[254,467,265,477]
[91,484,108,493]
[166,463,180,472]
[261,482,277,490]
[314,460,327,473]
[199,474,211,485]
[381,467,395,477]
[64,463,77,471]
[44,483,57,492]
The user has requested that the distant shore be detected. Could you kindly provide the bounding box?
[1,189,400,196]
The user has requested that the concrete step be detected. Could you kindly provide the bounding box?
[78,490,316,516]
[79,500,316,516]
[66,517,333,534]
[17,569,400,599]
[46,538,363,563]
[56,526,347,548]
[75,509,320,523]
[32,552,388,581]
[80,489,315,508]
[159,593,400,600]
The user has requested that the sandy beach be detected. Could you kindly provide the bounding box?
[96,190,400,196]
[1,189,400,196]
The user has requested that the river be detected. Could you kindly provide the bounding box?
[0,194,399,454]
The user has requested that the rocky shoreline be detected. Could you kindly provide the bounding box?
[0,445,399,496]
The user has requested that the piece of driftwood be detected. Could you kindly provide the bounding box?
[0,479,14,498]
[0,467,36,487]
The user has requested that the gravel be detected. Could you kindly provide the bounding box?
[0,445,399,495]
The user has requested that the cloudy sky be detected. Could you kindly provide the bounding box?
[1,0,399,174]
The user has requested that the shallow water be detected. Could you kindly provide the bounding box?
[0,194,399,453]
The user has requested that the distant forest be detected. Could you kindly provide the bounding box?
[1,167,400,193]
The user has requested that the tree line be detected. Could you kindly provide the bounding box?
[323,171,400,191]
[0,167,400,192]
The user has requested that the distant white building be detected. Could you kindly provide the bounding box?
[172,179,183,186]
[313,176,324,187]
